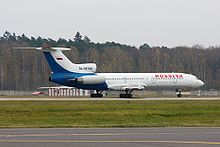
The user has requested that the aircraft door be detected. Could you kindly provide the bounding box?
[173,78,177,84]
[145,77,149,84]
[151,77,156,85]
[123,76,127,83]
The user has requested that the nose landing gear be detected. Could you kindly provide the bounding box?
[176,89,182,97]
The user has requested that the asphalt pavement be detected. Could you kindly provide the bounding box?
[0,127,220,147]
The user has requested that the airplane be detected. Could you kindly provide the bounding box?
[13,46,204,98]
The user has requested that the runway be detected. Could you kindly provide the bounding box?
[0,97,220,101]
[0,128,220,147]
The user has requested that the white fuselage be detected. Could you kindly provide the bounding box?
[97,72,204,91]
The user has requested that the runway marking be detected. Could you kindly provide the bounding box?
[0,139,220,145]
[1,131,220,137]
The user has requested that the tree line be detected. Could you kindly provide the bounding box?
[0,31,220,91]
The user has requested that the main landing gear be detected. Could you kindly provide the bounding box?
[90,90,103,98]
[176,89,182,97]
[119,90,133,98]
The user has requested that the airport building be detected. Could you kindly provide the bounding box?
[47,88,93,96]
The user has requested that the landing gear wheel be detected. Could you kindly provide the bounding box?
[119,94,124,98]
[90,93,103,98]
[127,94,132,98]
[97,93,103,97]
[176,89,182,98]
[119,94,132,98]
[177,93,182,97]
[90,90,104,98]
[119,89,133,98]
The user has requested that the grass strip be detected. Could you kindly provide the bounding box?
[0,100,220,128]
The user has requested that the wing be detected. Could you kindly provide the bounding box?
[38,86,73,89]
[108,84,146,91]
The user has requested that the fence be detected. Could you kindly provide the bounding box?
[0,89,94,96]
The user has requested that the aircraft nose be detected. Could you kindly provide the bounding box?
[199,80,204,86]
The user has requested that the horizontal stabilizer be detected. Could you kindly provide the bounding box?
[13,46,71,52]
[13,47,41,50]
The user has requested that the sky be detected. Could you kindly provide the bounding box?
[0,0,220,48]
